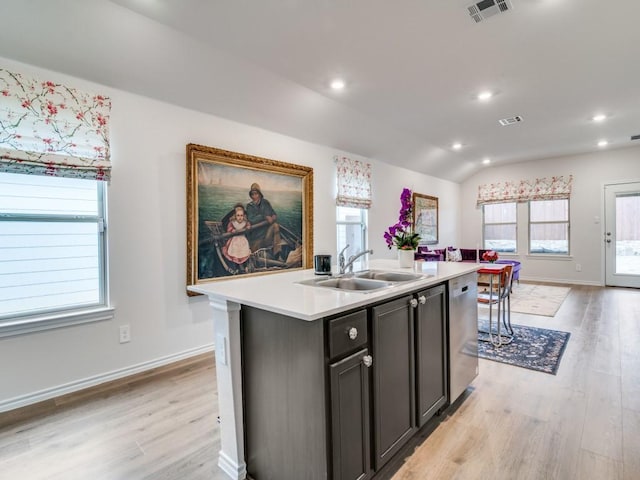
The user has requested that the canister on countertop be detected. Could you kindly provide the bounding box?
[314,254,332,275]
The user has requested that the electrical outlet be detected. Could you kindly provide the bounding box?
[119,324,131,343]
[216,333,227,366]
[576,263,582,272]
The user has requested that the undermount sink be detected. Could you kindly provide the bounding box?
[354,270,428,282]
[298,269,432,292]
[298,276,392,292]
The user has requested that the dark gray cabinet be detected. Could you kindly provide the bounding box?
[371,295,416,470]
[328,310,371,480]
[330,349,371,480]
[240,282,450,480]
[242,306,328,480]
[415,284,448,426]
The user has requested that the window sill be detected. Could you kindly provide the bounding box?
[0,306,115,338]
[525,254,573,261]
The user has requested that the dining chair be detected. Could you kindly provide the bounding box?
[477,263,514,346]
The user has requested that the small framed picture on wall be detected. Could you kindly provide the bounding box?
[412,192,438,245]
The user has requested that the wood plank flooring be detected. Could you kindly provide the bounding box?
[392,284,640,480]
[1,284,639,479]
[0,354,224,480]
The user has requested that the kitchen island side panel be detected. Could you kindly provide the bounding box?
[242,306,328,480]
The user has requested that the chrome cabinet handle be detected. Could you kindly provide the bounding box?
[348,327,358,340]
[418,295,426,304]
[363,355,373,367]
[410,298,418,308]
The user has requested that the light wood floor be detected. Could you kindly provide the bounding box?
[1,284,639,480]
[0,355,224,480]
[393,284,640,480]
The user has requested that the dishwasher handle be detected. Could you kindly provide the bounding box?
[451,283,472,298]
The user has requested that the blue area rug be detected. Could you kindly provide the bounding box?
[477,319,570,375]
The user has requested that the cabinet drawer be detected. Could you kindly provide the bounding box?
[328,310,368,360]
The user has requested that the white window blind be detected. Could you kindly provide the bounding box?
[483,202,517,252]
[529,199,570,255]
[0,172,106,320]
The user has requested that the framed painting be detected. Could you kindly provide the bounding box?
[412,192,438,245]
[186,144,313,292]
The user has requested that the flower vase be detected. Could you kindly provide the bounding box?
[397,249,414,268]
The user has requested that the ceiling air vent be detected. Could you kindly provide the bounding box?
[467,0,513,23]
[631,134,640,141]
[499,115,523,126]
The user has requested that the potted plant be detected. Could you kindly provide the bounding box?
[384,188,421,267]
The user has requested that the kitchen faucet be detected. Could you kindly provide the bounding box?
[338,246,373,274]
[338,244,350,274]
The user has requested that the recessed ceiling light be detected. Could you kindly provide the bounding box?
[592,114,607,122]
[452,142,462,150]
[482,158,491,165]
[598,140,608,147]
[477,91,493,101]
[330,79,345,90]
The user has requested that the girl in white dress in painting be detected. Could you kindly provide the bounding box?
[222,204,252,270]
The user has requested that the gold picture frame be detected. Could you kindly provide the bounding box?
[412,192,438,245]
[186,144,313,293]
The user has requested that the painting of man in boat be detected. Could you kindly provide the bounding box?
[186,144,313,287]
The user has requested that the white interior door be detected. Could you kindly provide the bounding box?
[604,182,640,288]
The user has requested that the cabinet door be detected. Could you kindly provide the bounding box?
[415,285,448,427]
[371,296,416,470]
[330,349,371,480]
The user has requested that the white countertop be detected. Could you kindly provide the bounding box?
[188,259,480,321]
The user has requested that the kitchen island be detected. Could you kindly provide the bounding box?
[188,259,479,480]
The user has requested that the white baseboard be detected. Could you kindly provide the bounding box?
[518,275,602,286]
[0,344,214,413]
[218,450,248,480]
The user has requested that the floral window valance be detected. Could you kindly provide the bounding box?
[335,155,372,209]
[0,68,111,181]
[477,175,573,206]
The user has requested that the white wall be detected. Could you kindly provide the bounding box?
[369,162,461,257]
[0,57,460,409]
[460,146,640,285]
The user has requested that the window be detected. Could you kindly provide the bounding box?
[529,199,569,255]
[334,155,371,270]
[0,172,110,335]
[336,206,368,260]
[0,68,113,335]
[482,202,517,252]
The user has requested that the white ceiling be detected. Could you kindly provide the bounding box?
[2,0,639,182]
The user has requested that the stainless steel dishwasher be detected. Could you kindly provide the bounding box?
[448,272,479,403]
